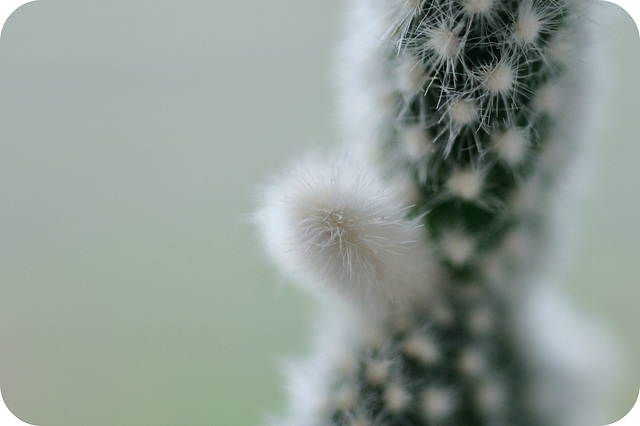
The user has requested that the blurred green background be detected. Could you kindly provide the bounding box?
[0,1,637,425]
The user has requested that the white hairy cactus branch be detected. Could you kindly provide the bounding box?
[256,0,618,424]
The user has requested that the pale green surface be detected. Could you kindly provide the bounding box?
[0,1,637,425]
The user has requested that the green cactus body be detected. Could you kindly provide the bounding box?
[257,1,614,425]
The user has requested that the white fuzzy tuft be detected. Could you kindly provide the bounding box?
[513,5,542,44]
[383,382,412,412]
[482,62,516,95]
[256,153,436,314]
[441,229,476,266]
[421,386,456,421]
[461,0,495,16]
[349,415,369,426]
[459,348,488,378]
[402,332,441,365]
[491,128,528,165]
[448,99,478,126]
[335,385,358,410]
[446,168,485,200]
[365,359,391,385]
[395,54,427,93]
[427,24,461,59]
[400,124,432,160]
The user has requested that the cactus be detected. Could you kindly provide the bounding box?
[257,0,616,425]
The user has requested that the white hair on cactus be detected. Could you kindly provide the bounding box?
[446,167,485,201]
[383,382,412,412]
[400,124,432,160]
[277,357,332,425]
[334,385,359,411]
[475,378,507,414]
[461,0,495,16]
[257,153,436,314]
[421,386,457,421]
[427,23,462,59]
[389,173,422,206]
[349,415,369,426]
[402,332,441,365]
[512,3,542,44]
[365,359,391,385]
[481,61,516,96]
[448,98,478,126]
[491,127,529,166]
[361,321,388,351]
[459,347,488,378]
[395,53,428,94]
[440,229,476,266]
[334,349,360,378]
[398,0,424,16]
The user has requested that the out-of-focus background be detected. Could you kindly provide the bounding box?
[0,1,637,425]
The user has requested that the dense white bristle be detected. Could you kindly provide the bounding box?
[461,0,495,16]
[449,99,478,126]
[428,24,461,59]
[256,153,436,313]
[482,62,516,95]
[513,6,542,44]
[398,0,424,16]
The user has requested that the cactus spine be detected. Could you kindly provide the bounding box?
[257,0,615,425]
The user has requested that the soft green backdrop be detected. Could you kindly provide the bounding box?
[0,1,637,425]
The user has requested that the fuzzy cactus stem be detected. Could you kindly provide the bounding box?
[257,1,617,425]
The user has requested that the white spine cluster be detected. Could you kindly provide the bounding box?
[257,153,437,316]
